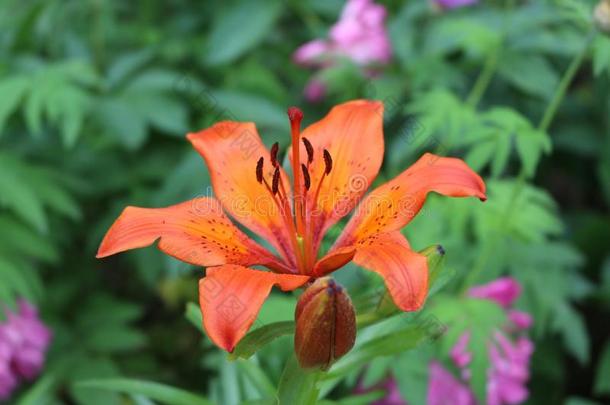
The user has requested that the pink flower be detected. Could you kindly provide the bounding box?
[0,361,18,401]
[427,362,476,405]
[487,334,534,405]
[293,0,391,100]
[468,277,521,309]
[507,310,533,331]
[433,0,478,10]
[425,278,534,405]
[294,0,391,68]
[328,0,391,65]
[293,40,330,67]
[0,300,52,400]
[450,332,472,369]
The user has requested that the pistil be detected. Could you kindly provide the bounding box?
[288,107,306,237]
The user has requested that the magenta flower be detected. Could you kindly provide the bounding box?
[433,0,478,10]
[293,0,391,101]
[469,277,521,309]
[294,0,391,67]
[486,333,533,405]
[419,277,534,405]
[428,362,476,405]
[354,278,532,405]
[0,300,52,401]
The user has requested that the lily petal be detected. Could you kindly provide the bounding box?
[353,232,428,311]
[313,246,356,277]
[199,265,309,352]
[97,197,289,272]
[335,153,486,248]
[296,100,384,249]
[188,122,296,266]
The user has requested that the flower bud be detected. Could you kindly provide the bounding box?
[595,0,610,35]
[294,277,356,370]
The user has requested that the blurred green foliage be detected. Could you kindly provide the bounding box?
[1,0,610,404]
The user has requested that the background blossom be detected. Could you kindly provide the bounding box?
[435,278,535,405]
[293,0,391,101]
[0,301,52,401]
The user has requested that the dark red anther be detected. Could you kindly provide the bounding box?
[256,157,264,184]
[301,164,311,191]
[302,137,314,164]
[323,149,333,175]
[270,142,279,167]
[272,167,280,195]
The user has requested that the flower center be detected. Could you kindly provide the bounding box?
[255,107,333,275]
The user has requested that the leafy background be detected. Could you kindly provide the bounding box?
[0,0,609,404]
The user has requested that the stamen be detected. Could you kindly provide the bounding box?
[301,164,311,191]
[256,157,264,184]
[323,149,333,175]
[272,167,280,195]
[270,142,279,167]
[261,175,301,271]
[302,137,314,164]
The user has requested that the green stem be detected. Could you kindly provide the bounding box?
[466,49,499,108]
[461,30,596,293]
[539,30,597,133]
[465,0,515,108]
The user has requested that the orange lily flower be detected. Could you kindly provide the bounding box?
[97,100,486,353]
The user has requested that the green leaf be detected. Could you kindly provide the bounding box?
[68,357,122,405]
[277,354,320,405]
[84,325,146,353]
[0,76,29,135]
[28,169,81,220]
[211,90,286,131]
[594,339,610,395]
[16,371,60,405]
[325,323,431,379]
[0,215,57,262]
[498,53,559,99]
[205,0,281,65]
[515,129,552,177]
[236,359,276,398]
[74,379,214,405]
[96,97,148,149]
[425,17,501,56]
[185,302,204,333]
[593,36,610,77]
[106,49,155,89]
[564,398,604,405]
[0,155,48,232]
[318,390,385,405]
[22,61,96,144]
[230,321,295,360]
[129,92,188,135]
[553,303,589,365]
[0,258,36,303]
